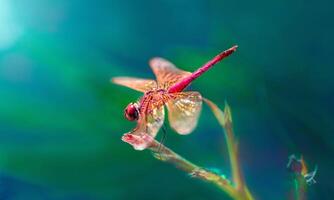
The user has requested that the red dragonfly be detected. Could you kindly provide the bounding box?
[112,45,237,150]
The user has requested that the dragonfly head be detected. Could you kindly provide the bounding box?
[124,102,140,121]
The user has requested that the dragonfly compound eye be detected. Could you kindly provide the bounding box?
[124,103,139,121]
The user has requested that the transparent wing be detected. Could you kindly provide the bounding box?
[122,103,164,150]
[111,77,157,92]
[144,103,165,138]
[130,99,165,138]
[166,92,202,135]
[149,57,191,89]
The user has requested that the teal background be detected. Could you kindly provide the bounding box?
[0,0,332,199]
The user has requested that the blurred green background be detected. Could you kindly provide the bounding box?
[0,0,332,199]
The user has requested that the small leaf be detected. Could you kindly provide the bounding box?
[223,101,233,127]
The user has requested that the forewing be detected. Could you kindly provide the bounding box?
[149,58,191,89]
[111,77,157,92]
[166,92,202,135]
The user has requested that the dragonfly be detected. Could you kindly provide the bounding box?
[112,45,238,150]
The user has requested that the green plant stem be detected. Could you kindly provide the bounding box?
[149,139,237,198]
[294,175,306,200]
[204,98,254,200]
[139,98,255,200]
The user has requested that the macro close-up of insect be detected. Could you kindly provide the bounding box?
[112,46,237,150]
[1,0,332,199]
